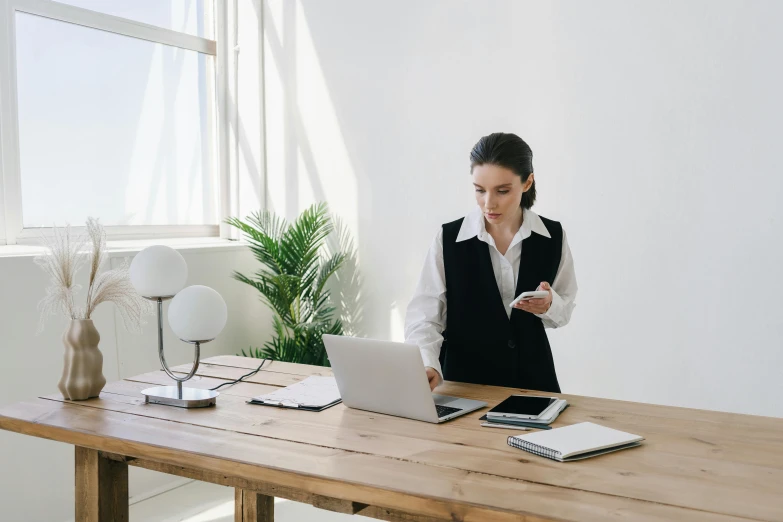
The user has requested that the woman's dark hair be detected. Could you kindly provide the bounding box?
[469,132,536,209]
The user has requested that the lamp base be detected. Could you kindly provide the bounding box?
[141,385,218,408]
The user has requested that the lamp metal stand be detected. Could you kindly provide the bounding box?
[140,297,219,408]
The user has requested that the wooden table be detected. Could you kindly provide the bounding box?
[0,356,781,522]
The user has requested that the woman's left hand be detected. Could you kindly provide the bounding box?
[514,281,553,315]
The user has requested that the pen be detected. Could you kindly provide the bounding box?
[264,401,300,408]
[481,422,531,430]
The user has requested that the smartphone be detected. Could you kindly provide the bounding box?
[508,290,549,308]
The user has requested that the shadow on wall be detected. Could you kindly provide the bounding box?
[261,0,507,343]
[262,0,374,336]
[327,215,365,338]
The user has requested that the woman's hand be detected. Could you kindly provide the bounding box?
[425,367,441,391]
[514,281,553,315]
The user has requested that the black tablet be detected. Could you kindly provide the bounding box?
[487,395,558,419]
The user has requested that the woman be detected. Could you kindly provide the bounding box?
[404,132,577,393]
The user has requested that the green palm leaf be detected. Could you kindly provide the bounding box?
[314,252,346,302]
[227,202,347,366]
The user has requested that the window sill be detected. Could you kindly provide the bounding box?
[0,237,249,259]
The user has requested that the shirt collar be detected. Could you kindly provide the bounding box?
[456,206,551,243]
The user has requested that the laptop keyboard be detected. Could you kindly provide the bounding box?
[436,404,462,418]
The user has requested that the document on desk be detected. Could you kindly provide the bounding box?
[248,375,342,411]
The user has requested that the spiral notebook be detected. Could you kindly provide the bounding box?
[507,422,643,462]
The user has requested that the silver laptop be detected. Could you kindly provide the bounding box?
[322,335,487,423]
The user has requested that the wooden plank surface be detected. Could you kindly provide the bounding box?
[0,398,735,522]
[175,359,783,467]
[1,356,781,521]
[80,376,783,521]
[131,458,369,515]
[173,357,783,520]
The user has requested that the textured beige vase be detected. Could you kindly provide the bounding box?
[59,319,106,400]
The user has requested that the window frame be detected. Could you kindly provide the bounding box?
[0,0,232,246]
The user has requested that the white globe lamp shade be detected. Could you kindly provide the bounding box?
[168,285,228,342]
[130,245,188,298]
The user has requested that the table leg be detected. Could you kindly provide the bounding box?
[235,488,274,521]
[75,446,129,522]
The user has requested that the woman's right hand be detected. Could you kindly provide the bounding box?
[425,367,440,391]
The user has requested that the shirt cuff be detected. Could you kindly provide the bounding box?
[420,350,444,385]
[535,287,564,327]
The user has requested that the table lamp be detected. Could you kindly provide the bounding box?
[129,246,228,408]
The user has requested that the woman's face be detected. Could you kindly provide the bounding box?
[472,164,533,226]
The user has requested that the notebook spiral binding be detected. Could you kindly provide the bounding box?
[507,435,562,460]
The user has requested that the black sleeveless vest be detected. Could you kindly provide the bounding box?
[440,216,563,393]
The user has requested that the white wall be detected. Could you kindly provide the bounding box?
[264,0,783,418]
[0,246,271,522]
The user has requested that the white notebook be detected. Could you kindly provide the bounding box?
[507,422,643,462]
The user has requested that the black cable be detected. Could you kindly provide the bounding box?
[209,359,269,391]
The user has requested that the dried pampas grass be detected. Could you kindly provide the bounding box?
[35,218,153,333]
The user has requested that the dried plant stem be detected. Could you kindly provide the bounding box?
[84,217,107,319]
[35,218,152,334]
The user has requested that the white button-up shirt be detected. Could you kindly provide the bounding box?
[404,206,578,381]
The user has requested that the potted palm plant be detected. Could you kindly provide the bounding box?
[227,203,345,366]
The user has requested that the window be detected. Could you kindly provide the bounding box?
[53,0,213,38]
[0,0,226,245]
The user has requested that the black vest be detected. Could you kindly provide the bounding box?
[440,216,563,392]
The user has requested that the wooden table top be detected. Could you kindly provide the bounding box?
[0,355,781,522]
